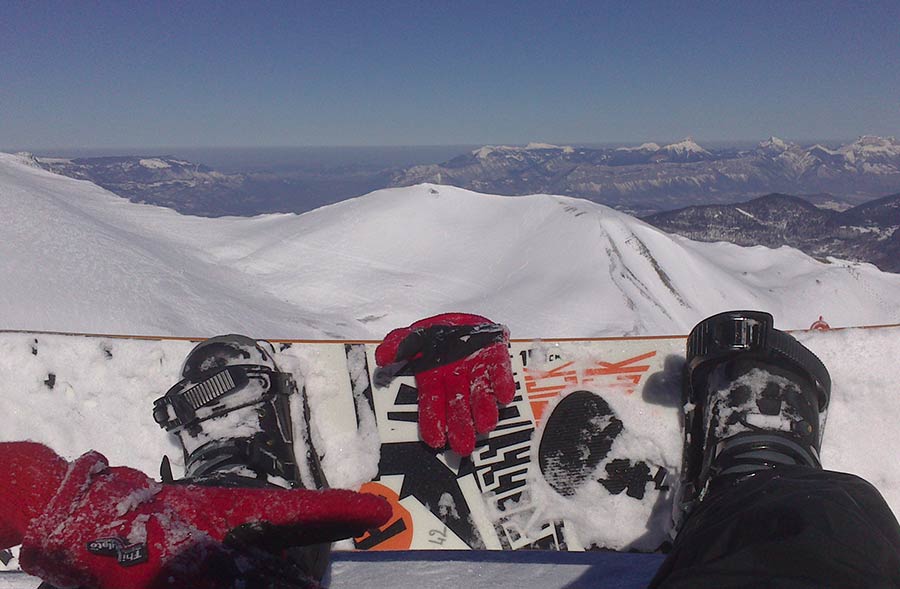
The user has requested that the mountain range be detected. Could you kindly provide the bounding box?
[27,153,391,217]
[26,136,900,221]
[390,136,900,215]
[2,151,898,339]
[644,192,900,273]
[17,139,900,275]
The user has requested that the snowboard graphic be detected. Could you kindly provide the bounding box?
[1,324,896,561]
[360,338,681,552]
[0,548,15,572]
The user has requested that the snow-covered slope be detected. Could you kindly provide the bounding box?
[2,151,900,589]
[1,151,899,339]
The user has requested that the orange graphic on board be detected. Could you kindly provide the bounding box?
[354,481,414,550]
[523,351,656,423]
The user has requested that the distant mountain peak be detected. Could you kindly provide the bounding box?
[524,142,573,152]
[845,135,900,153]
[661,137,709,155]
[855,134,897,145]
[139,158,172,169]
[472,143,574,159]
[758,136,791,152]
[617,142,661,152]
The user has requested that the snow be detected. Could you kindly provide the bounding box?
[139,158,171,169]
[835,136,900,169]
[661,138,709,155]
[617,142,661,152]
[1,326,898,587]
[734,207,756,220]
[1,150,900,587]
[472,144,573,158]
[1,151,898,340]
[845,135,900,154]
[757,136,790,152]
[524,142,564,150]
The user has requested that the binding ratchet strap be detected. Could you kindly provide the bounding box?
[153,366,293,431]
[687,310,832,411]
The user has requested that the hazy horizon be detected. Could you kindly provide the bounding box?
[2,137,867,172]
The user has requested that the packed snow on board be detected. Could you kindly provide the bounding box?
[1,327,899,587]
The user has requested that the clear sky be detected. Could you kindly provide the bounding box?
[2,0,898,148]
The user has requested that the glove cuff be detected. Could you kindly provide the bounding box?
[0,442,69,548]
[19,451,110,587]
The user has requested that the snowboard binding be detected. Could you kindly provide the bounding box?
[153,334,326,489]
[676,311,831,529]
[153,334,331,582]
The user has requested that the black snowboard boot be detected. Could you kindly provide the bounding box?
[152,334,330,584]
[675,311,831,530]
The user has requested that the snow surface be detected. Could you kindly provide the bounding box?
[660,138,709,155]
[617,142,661,152]
[1,151,899,340]
[758,136,790,152]
[138,158,171,169]
[1,327,898,588]
[2,151,900,587]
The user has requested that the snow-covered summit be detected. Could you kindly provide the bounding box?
[847,135,900,152]
[616,142,661,152]
[139,157,172,169]
[472,143,574,159]
[660,137,710,156]
[524,142,574,152]
[758,136,792,152]
[1,151,899,339]
[839,135,900,164]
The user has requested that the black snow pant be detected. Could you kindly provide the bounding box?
[649,466,900,588]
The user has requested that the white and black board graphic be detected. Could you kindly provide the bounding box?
[356,338,684,552]
[0,331,686,557]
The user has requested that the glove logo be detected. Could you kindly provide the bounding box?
[87,537,149,567]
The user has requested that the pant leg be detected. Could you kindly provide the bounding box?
[650,467,900,588]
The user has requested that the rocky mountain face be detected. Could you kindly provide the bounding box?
[643,192,900,273]
[390,136,900,215]
[32,155,249,215]
[30,155,393,217]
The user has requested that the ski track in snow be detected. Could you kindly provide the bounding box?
[1,151,900,587]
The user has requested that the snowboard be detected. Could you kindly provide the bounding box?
[1,323,896,566]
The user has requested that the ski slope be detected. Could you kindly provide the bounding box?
[2,151,899,339]
[1,151,900,587]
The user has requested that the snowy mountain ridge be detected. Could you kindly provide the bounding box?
[645,191,900,272]
[391,136,900,214]
[2,150,900,340]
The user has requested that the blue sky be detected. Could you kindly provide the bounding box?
[2,0,898,148]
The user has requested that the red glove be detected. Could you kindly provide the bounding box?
[375,313,516,456]
[0,442,390,589]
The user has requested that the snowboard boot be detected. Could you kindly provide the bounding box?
[675,311,831,530]
[152,334,330,584]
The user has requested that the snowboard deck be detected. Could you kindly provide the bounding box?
[1,323,897,566]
